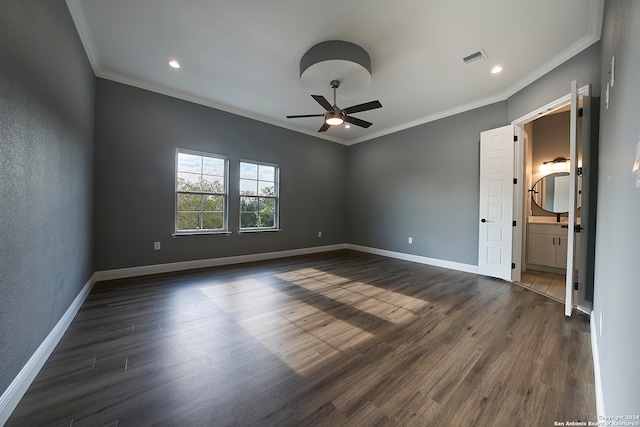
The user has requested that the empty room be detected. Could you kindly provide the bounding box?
[1,0,638,425]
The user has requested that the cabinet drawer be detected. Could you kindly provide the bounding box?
[528,223,568,236]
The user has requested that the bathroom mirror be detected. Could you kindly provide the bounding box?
[530,172,580,213]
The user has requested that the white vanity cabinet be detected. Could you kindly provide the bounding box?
[526,222,579,270]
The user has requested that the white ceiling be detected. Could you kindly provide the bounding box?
[66,0,603,145]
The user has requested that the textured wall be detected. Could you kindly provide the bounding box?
[94,79,347,271]
[0,1,95,393]
[593,0,640,415]
[346,102,508,265]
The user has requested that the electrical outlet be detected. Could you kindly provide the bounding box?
[408,237,413,244]
[318,231,322,238]
[154,241,161,250]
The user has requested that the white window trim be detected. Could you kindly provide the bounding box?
[171,230,232,237]
[174,148,229,236]
[237,228,282,235]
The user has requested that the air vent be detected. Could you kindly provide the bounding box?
[463,49,488,65]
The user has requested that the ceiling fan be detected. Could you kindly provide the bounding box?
[286,80,382,132]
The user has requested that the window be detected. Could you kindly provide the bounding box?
[239,160,279,230]
[175,149,228,233]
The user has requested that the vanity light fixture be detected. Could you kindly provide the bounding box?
[540,157,569,172]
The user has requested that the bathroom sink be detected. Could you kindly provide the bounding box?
[527,216,580,225]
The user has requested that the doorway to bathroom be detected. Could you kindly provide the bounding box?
[512,82,596,315]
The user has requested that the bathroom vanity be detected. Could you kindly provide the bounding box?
[526,170,581,273]
[526,217,580,272]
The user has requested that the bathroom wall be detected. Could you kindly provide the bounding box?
[529,110,583,217]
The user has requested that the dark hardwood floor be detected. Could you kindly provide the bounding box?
[7,250,596,426]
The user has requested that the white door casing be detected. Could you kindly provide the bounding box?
[565,80,579,316]
[512,126,524,283]
[576,86,592,313]
[478,125,514,281]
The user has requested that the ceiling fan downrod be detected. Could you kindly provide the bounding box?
[330,80,340,108]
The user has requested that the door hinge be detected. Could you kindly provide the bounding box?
[513,135,518,142]
[511,263,516,269]
[512,220,517,227]
[513,178,518,184]
[573,282,579,290]
[578,108,584,117]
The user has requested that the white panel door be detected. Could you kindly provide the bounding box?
[478,125,514,281]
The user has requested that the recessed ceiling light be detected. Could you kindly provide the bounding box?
[491,65,503,74]
[167,59,181,69]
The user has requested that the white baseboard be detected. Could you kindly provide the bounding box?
[0,273,96,427]
[94,243,480,283]
[94,244,348,282]
[577,304,592,316]
[346,244,479,274]
[590,310,605,419]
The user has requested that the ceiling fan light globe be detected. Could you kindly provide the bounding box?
[326,117,344,125]
[325,110,344,125]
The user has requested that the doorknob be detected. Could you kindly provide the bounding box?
[481,218,487,223]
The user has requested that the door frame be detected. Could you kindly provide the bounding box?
[510,85,591,312]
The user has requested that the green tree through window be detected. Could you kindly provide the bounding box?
[176,150,228,232]
[240,161,279,229]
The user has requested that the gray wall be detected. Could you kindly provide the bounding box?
[345,41,602,269]
[347,102,508,265]
[0,0,95,393]
[593,0,640,414]
[507,42,602,123]
[94,79,347,271]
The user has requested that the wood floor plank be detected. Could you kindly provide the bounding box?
[7,249,596,426]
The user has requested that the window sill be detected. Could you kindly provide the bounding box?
[237,228,282,235]
[171,231,232,237]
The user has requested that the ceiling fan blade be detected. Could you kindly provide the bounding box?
[318,122,331,132]
[342,100,383,115]
[311,95,333,111]
[286,114,325,119]
[344,115,373,128]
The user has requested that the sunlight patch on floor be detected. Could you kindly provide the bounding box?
[197,267,431,375]
[199,278,373,376]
